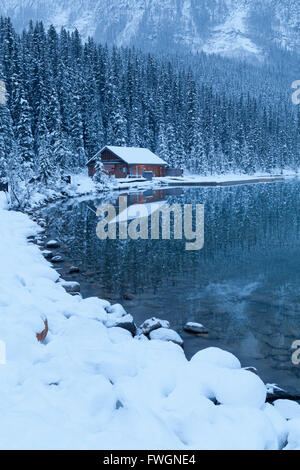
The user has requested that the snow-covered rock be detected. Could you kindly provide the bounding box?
[213,368,267,408]
[273,400,300,420]
[150,328,184,346]
[107,327,133,344]
[191,347,241,370]
[105,303,127,317]
[46,240,60,249]
[42,250,53,260]
[69,266,80,274]
[37,218,46,228]
[59,280,81,294]
[106,314,137,336]
[134,333,149,342]
[138,317,170,336]
[51,255,64,263]
[285,419,300,450]
[263,403,288,450]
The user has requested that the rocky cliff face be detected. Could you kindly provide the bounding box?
[1,0,299,59]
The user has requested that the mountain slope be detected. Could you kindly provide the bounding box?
[0,0,299,60]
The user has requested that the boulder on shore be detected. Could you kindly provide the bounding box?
[107,314,137,336]
[138,317,170,336]
[150,327,184,347]
[60,280,81,294]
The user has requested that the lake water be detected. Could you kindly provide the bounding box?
[42,180,300,393]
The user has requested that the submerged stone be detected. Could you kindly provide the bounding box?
[51,255,64,263]
[46,240,60,249]
[184,322,208,334]
[69,266,80,274]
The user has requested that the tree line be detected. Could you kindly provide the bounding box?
[0,17,299,198]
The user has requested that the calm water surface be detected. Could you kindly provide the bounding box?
[42,180,300,393]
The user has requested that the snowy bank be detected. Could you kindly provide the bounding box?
[0,193,300,450]
[7,172,101,211]
[9,169,299,212]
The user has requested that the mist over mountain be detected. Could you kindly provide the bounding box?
[0,0,299,61]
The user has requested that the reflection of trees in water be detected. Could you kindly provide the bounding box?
[43,181,300,296]
[43,183,300,390]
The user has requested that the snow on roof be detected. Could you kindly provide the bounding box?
[106,146,167,165]
[87,146,167,166]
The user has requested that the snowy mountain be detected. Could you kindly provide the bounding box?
[0,0,299,60]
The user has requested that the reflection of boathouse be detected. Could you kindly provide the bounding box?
[114,188,183,208]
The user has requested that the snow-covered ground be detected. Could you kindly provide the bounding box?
[19,172,99,210]
[1,191,300,450]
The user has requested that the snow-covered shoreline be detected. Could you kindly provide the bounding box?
[14,170,299,213]
[1,191,300,450]
[110,170,297,192]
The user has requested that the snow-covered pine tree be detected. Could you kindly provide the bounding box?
[16,91,34,173]
[38,132,53,184]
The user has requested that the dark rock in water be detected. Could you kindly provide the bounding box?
[184,322,208,335]
[138,317,170,336]
[69,266,80,274]
[84,271,96,277]
[46,240,60,249]
[51,255,64,263]
[42,250,53,260]
[123,293,135,301]
[266,386,300,404]
[38,219,47,228]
